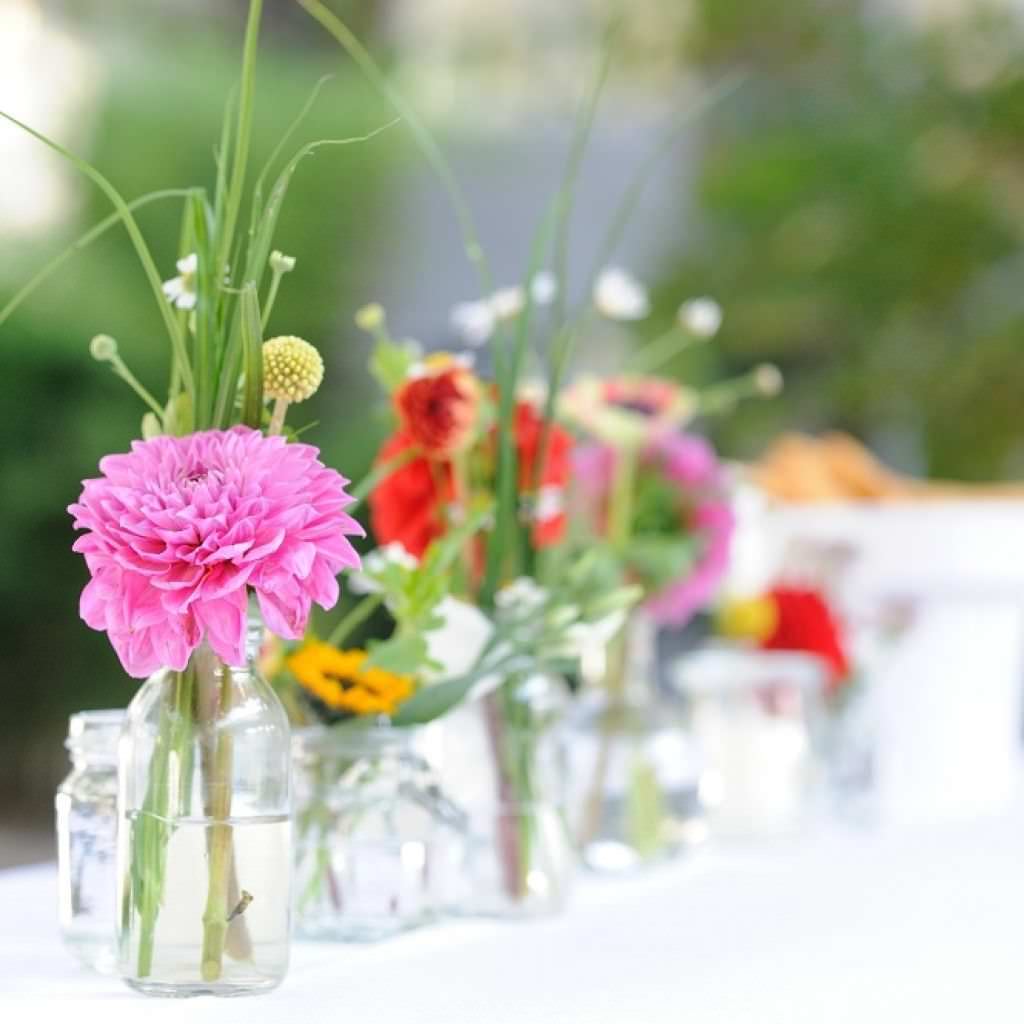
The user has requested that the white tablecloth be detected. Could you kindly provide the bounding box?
[2,815,1022,1023]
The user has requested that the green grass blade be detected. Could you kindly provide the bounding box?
[213,124,395,426]
[586,70,747,285]
[213,86,238,244]
[552,23,617,331]
[0,189,191,327]
[248,75,333,242]
[296,0,493,294]
[189,192,218,428]
[239,283,264,429]
[0,109,193,395]
[480,205,559,606]
[215,0,263,276]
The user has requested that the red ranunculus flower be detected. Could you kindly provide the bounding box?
[762,586,850,693]
[369,431,453,558]
[513,400,573,547]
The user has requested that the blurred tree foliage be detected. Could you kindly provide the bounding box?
[0,14,399,811]
[657,2,1024,480]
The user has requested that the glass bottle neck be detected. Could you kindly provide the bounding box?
[65,710,124,771]
[606,612,659,705]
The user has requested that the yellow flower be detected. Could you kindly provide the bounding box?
[717,595,779,643]
[262,336,324,404]
[287,642,415,716]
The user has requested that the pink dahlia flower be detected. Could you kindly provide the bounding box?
[69,427,364,678]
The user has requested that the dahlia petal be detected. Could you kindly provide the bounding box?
[307,558,340,609]
[194,591,248,667]
[255,580,310,640]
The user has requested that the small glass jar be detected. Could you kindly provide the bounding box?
[457,672,574,918]
[292,724,468,942]
[566,614,703,873]
[674,647,825,840]
[118,614,292,998]
[56,709,124,974]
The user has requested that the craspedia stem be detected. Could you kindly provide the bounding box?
[268,396,289,436]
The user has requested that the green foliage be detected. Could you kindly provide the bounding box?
[664,3,1024,479]
[362,501,493,675]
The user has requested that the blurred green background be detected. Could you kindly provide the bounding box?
[2,0,1024,857]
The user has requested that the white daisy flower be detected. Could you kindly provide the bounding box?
[450,299,496,346]
[594,267,650,321]
[490,286,526,320]
[531,270,558,306]
[678,297,723,338]
[161,253,198,310]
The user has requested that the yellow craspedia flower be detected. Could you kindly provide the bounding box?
[717,594,779,643]
[262,336,324,403]
[287,642,415,717]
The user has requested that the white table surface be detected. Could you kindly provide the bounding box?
[2,815,1022,1023]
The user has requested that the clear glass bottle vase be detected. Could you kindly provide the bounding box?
[461,672,573,918]
[566,612,702,873]
[117,613,292,997]
[56,709,124,974]
[293,724,468,942]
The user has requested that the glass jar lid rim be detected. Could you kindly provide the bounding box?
[66,709,124,759]
[672,645,827,694]
[293,722,419,755]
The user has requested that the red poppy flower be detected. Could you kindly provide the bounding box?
[394,362,480,459]
[761,586,850,693]
[368,431,453,558]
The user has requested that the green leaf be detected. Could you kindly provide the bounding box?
[239,283,264,428]
[365,632,430,676]
[392,670,486,726]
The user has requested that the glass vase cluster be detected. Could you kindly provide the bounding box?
[292,724,468,942]
[565,612,702,873]
[117,614,292,998]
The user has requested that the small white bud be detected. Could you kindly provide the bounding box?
[531,271,558,306]
[490,286,526,320]
[450,300,496,346]
[89,334,118,362]
[678,297,723,339]
[270,250,297,274]
[355,302,385,331]
[753,363,784,396]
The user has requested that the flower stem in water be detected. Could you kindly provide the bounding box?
[200,664,235,981]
